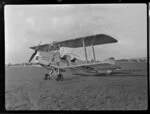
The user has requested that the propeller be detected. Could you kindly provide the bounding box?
[29,41,42,63]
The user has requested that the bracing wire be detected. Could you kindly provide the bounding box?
[87,47,90,61]
[60,47,64,56]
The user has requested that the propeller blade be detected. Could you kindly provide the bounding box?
[29,51,37,63]
[28,41,42,63]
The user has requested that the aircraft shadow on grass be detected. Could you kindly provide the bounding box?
[73,71,145,77]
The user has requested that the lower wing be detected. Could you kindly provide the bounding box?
[58,63,121,76]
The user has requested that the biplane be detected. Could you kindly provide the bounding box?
[29,34,121,81]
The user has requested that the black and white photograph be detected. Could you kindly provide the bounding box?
[5,4,147,110]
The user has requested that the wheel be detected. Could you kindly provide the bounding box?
[48,77,51,80]
[56,74,64,81]
[44,74,49,80]
[60,74,64,81]
[56,74,60,81]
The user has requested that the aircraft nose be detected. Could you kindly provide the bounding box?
[36,56,39,60]
[35,56,39,63]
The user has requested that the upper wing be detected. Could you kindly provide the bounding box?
[55,34,117,48]
[30,44,59,52]
[30,34,117,51]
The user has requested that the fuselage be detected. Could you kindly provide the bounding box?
[35,51,121,76]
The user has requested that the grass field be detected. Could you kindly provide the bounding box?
[5,62,148,110]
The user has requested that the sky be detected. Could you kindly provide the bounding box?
[5,4,147,64]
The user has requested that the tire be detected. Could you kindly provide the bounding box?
[56,74,63,81]
[44,74,49,80]
[56,76,60,81]
[60,74,64,81]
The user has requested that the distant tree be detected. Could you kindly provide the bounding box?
[131,59,137,62]
[117,59,128,62]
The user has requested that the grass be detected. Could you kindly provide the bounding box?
[5,62,148,110]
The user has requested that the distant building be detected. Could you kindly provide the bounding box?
[8,63,11,66]
[108,57,115,60]
[139,58,146,62]
[129,57,147,62]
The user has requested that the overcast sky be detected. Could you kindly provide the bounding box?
[5,4,147,64]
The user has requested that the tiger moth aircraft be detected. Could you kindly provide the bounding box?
[29,34,122,81]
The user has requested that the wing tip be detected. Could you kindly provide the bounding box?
[113,38,118,43]
[105,34,118,43]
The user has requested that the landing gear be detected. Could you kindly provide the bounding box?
[44,73,51,80]
[44,69,54,80]
[44,68,63,81]
[56,74,64,81]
